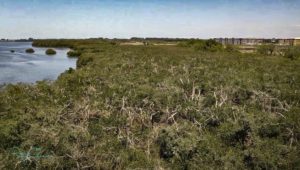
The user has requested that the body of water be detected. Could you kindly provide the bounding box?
[0,42,77,84]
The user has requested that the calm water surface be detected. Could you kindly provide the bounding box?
[0,42,77,84]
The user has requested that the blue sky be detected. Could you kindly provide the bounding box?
[0,0,300,39]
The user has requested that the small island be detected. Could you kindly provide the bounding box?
[10,50,15,53]
[46,48,57,55]
[25,48,35,53]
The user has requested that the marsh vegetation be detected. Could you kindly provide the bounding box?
[0,39,299,169]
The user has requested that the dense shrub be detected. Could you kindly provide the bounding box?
[258,124,280,138]
[284,46,300,60]
[225,44,239,52]
[179,39,224,52]
[76,55,94,68]
[45,49,56,55]
[157,130,175,159]
[197,39,224,52]
[25,48,35,53]
[67,50,81,57]
[221,121,252,146]
[257,44,275,55]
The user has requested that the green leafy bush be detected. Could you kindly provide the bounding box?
[197,39,224,52]
[284,46,300,60]
[179,39,224,52]
[76,55,94,68]
[257,44,275,55]
[67,50,81,57]
[25,48,35,53]
[225,44,239,53]
[45,49,56,55]
[258,124,280,138]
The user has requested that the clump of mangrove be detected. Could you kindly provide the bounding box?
[284,46,300,60]
[257,44,276,55]
[45,49,57,55]
[25,48,35,53]
[67,50,81,57]
[179,39,224,52]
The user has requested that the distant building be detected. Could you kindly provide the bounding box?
[214,38,296,46]
[241,38,264,45]
[294,38,300,46]
[278,39,294,46]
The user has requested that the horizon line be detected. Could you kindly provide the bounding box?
[2,37,300,40]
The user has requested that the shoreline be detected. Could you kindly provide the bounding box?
[0,42,77,85]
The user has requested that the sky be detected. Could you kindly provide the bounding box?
[0,0,300,39]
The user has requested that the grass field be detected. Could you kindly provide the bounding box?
[0,39,299,169]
